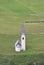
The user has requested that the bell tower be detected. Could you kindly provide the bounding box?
[21,23,26,51]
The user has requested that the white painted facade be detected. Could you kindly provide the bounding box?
[15,40,21,52]
[21,34,25,51]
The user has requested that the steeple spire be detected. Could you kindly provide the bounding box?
[22,23,25,35]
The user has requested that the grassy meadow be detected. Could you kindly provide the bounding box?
[0,0,44,65]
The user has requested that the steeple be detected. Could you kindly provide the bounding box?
[22,23,25,35]
[21,23,26,51]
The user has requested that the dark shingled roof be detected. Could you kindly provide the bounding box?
[16,41,21,47]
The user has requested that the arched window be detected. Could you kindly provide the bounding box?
[22,37,24,40]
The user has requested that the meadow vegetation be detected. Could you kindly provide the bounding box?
[0,0,44,65]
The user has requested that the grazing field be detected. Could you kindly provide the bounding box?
[0,0,44,65]
[0,0,44,24]
[0,23,44,65]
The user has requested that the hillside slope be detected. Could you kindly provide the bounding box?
[0,0,44,24]
[0,0,44,65]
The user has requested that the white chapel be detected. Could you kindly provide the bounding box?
[15,23,26,52]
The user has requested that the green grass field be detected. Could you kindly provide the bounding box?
[0,0,44,24]
[0,0,44,65]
